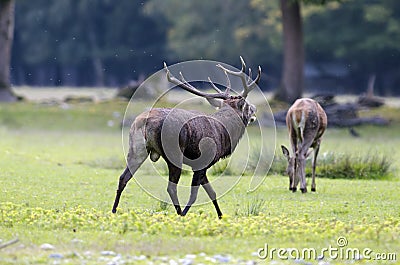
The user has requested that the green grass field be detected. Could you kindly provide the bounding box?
[0,91,399,264]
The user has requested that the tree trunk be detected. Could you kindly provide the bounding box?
[275,0,304,104]
[0,0,16,102]
[88,29,105,87]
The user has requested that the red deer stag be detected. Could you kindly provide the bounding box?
[112,57,261,218]
[281,98,327,193]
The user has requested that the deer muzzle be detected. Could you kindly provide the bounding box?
[249,114,257,123]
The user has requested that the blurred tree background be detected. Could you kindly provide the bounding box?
[8,0,400,96]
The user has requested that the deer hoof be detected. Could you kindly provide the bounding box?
[311,187,316,192]
[289,187,293,191]
[301,188,307,193]
[292,187,297,193]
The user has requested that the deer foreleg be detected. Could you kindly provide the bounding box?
[289,130,298,192]
[298,161,307,193]
[292,159,300,192]
[182,170,203,216]
[201,175,222,219]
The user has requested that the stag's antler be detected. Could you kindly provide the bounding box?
[216,56,261,98]
[164,57,261,99]
[164,62,230,100]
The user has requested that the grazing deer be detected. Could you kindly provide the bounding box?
[281,98,327,193]
[112,57,261,218]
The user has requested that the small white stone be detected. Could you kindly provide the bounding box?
[101,250,117,256]
[83,251,92,257]
[205,257,217,263]
[70,238,83,244]
[40,243,55,250]
[133,255,147,260]
[169,259,178,265]
[180,258,193,265]
[98,257,109,262]
[48,253,64,259]
[158,256,169,262]
[213,254,230,263]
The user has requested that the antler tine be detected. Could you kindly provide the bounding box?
[216,57,261,98]
[216,59,245,77]
[164,62,206,97]
[223,70,231,95]
[178,71,191,86]
[164,62,229,100]
[248,68,253,84]
[239,56,246,72]
[250,66,262,88]
[164,62,181,85]
[208,77,223,93]
[208,68,233,96]
[242,65,261,98]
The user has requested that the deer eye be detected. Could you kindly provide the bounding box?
[238,99,248,111]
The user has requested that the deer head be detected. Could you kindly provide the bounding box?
[281,145,296,187]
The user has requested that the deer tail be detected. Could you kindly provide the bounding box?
[292,110,306,143]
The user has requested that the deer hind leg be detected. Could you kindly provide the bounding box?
[112,132,148,213]
[182,170,204,217]
[311,141,321,192]
[112,167,132,213]
[167,162,183,216]
[201,174,222,219]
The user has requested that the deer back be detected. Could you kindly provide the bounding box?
[286,98,327,150]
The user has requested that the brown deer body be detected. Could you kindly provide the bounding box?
[281,98,327,193]
[112,57,261,218]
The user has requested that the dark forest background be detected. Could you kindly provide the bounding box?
[10,0,400,95]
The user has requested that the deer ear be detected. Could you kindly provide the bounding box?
[206,98,223,109]
[281,145,290,159]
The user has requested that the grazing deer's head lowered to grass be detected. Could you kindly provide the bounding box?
[281,98,327,193]
[112,57,261,218]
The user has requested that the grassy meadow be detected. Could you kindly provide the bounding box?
[0,89,399,264]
